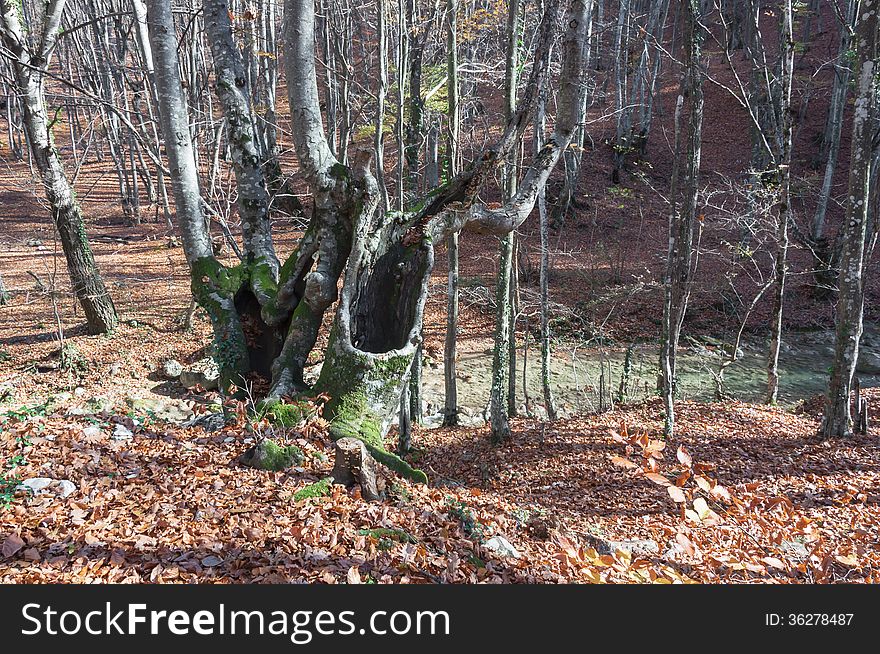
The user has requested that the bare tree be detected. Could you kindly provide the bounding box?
[822,0,879,439]
[659,0,704,437]
[0,0,117,334]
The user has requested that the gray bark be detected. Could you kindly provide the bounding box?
[766,0,794,405]
[0,0,117,335]
[442,0,460,427]
[660,0,703,436]
[822,0,879,438]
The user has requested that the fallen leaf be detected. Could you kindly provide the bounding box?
[667,485,687,503]
[2,533,24,558]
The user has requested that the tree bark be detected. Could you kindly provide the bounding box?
[660,0,703,437]
[0,0,117,335]
[822,0,879,439]
[442,0,460,428]
[766,1,795,406]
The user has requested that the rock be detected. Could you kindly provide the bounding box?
[483,536,521,559]
[81,425,103,439]
[857,351,880,375]
[200,555,223,568]
[26,238,42,247]
[112,424,133,440]
[54,480,77,498]
[17,478,76,498]
[161,359,184,379]
[584,533,659,557]
[179,357,220,390]
[780,540,809,558]
[239,439,304,471]
[189,412,226,432]
[127,397,194,425]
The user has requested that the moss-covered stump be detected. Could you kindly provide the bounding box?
[239,439,304,471]
[314,344,429,485]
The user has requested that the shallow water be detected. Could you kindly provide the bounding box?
[417,326,880,421]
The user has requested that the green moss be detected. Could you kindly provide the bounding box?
[191,257,247,298]
[329,162,350,180]
[293,477,333,501]
[373,354,413,381]
[366,444,429,485]
[250,256,278,297]
[329,391,382,445]
[239,439,304,471]
[188,256,250,390]
[259,399,317,428]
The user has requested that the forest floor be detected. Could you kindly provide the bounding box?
[2,212,880,583]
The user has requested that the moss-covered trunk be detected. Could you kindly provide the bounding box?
[311,218,434,483]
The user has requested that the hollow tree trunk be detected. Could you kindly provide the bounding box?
[0,0,118,335]
[151,0,583,485]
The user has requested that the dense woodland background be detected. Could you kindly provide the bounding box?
[1,0,880,583]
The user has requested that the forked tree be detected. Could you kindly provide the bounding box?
[146,0,590,479]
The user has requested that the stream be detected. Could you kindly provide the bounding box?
[415,326,880,426]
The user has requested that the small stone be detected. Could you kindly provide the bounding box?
[483,536,521,559]
[584,534,659,557]
[161,359,184,379]
[192,412,225,432]
[81,425,103,439]
[17,478,76,498]
[179,357,221,390]
[112,424,133,440]
[18,478,52,493]
[201,555,223,568]
[239,439,304,471]
[128,397,194,425]
[54,480,77,498]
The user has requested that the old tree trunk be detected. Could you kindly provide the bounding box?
[147,0,589,482]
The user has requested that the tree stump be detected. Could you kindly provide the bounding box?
[331,437,383,501]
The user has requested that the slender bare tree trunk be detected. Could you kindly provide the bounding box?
[491,0,522,443]
[822,0,879,438]
[660,0,703,437]
[766,0,794,405]
[811,0,857,242]
[442,0,460,427]
[0,0,117,335]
